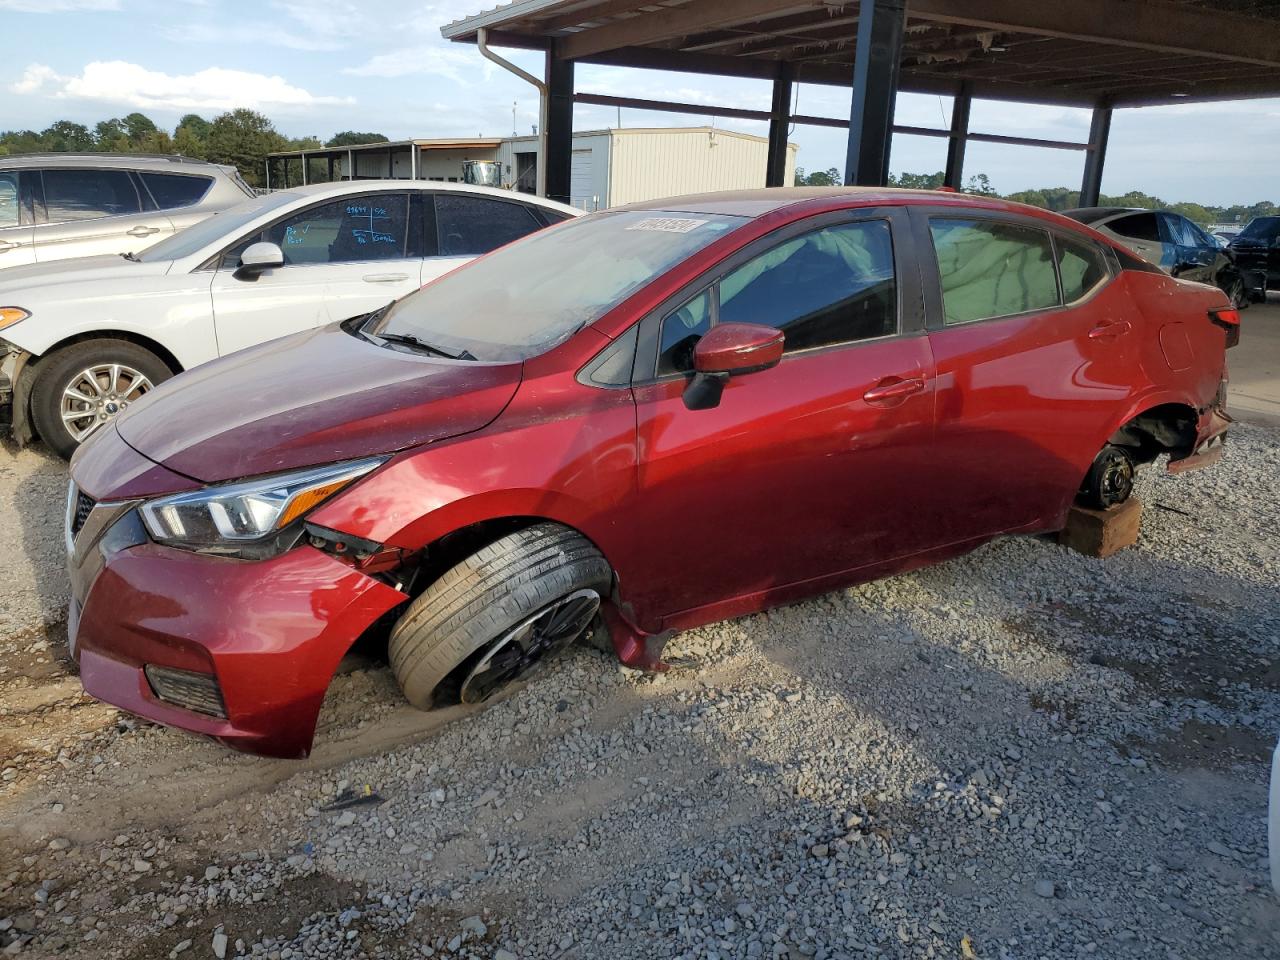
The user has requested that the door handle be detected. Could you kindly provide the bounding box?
[1088,320,1132,340]
[863,376,926,405]
[0,240,17,253]
[363,273,410,283]
[126,226,161,237]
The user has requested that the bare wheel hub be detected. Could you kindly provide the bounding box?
[1097,449,1135,507]
[459,589,601,704]
[61,363,153,443]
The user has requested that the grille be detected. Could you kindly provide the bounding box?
[144,665,228,719]
[71,489,95,537]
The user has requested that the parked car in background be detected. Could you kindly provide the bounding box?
[0,154,253,268]
[1212,230,1239,247]
[1064,206,1257,308]
[64,188,1235,757]
[1228,216,1280,295]
[0,181,578,458]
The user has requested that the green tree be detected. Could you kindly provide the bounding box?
[93,118,128,151]
[173,114,211,159]
[889,170,945,190]
[122,112,158,144]
[40,120,94,152]
[326,131,388,147]
[793,166,841,186]
[205,108,287,187]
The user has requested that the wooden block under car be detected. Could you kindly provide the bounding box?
[1058,498,1143,558]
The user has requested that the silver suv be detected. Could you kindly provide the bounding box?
[0,154,254,268]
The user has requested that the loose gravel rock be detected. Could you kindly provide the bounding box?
[1,424,1278,959]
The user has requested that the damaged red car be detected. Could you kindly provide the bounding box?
[66,188,1235,758]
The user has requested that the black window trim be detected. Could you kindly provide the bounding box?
[634,206,922,385]
[912,206,1118,332]
[34,166,145,227]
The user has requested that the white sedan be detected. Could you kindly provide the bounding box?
[0,181,578,458]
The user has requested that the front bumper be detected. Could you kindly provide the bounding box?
[67,499,407,758]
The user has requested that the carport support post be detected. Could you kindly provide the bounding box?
[844,0,906,187]
[766,61,794,188]
[545,46,575,205]
[1080,102,1113,207]
[944,82,972,190]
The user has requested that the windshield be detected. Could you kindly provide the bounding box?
[370,209,747,361]
[138,192,301,262]
[1238,216,1280,240]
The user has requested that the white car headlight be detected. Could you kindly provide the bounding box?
[140,458,384,554]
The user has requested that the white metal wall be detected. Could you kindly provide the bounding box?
[337,147,499,181]
[606,128,797,207]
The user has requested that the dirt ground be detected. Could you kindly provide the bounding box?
[2,381,1279,957]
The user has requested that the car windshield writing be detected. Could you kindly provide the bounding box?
[371,210,746,361]
[137,192,301,262]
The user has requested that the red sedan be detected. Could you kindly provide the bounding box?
[65,188,1235,757]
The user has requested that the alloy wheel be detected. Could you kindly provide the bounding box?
[60,363,153,443]
[459,589,601,704]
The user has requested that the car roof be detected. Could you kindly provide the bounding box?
[1060,206,1148,224]
[0,153,229,172]
[621,186,1094,229]
[280,179,582,215]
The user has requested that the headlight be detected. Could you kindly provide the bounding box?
[140,458,384,555]
[0,307,30,331]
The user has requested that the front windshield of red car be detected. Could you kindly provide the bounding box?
[370,209,747,361]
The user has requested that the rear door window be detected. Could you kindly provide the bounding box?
[140,173,214,210]
[434,195,542,256]
[929,218,1060,325]
[41,168,142,222]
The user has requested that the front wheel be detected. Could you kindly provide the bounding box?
[29,339,173,460]
[388,523,611,711]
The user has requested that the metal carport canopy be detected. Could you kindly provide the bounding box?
[441,0,1280,199]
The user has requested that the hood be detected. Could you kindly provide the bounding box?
[0,254,172,290]
[115,323,522,483]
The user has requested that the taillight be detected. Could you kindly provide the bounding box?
[1210,307,1240,348]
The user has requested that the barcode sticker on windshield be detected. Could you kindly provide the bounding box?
[626,217,708,233]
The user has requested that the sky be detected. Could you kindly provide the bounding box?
[4,0,1279,207]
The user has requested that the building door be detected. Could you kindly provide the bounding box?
[514,153,537,194]
[570,150,595,211]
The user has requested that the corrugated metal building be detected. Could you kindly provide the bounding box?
[498,127,798,210]
[268,127,797,210]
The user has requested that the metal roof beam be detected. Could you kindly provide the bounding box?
[907,0,1280,69]
[557,0,832,60]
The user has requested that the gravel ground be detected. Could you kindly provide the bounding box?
[1,423,1278,960]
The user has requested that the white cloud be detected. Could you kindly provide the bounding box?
[0,0,118,10]
[342,45,491,82]
[10,60,353,112]
[163,23,345,52]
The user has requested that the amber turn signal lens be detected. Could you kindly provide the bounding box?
[0,307,30,331]
[275,478,357,529]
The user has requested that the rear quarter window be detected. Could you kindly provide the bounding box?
[140,173,213,210]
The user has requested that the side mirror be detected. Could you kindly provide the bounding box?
[235,241,284,280]
[683,322,784,411]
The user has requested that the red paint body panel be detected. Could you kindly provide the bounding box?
[68,189,1233,758]
[74,541,405,758]
[114,324,522,482]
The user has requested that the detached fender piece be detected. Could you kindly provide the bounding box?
[1166,404,1231,475]
[1,348,36,445]
[74,542,407,758]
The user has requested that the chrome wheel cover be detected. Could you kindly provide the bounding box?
[459,589,601,704]
[60,363,153,443]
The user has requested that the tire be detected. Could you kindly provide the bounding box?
[388,523,612,710]
[1077,443,1136,510]
[29,339,173,460]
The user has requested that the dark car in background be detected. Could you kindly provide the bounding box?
[1228,216,1280,296]
[1065,207,1259,307]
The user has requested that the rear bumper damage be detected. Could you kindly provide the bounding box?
[1167,402,1230,475]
